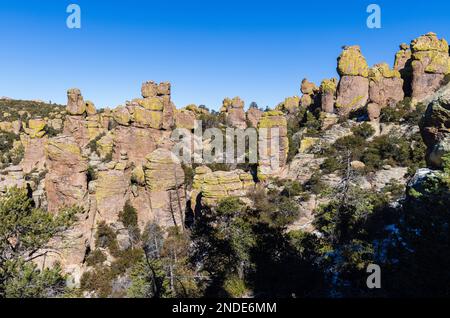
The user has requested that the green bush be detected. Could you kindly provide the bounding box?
[85,250,107,267]
[119,201,138,228]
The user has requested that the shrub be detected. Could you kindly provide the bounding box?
[351,122,375,139]
[119,201,138,228]
[85,250,107,267]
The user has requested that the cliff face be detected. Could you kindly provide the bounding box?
[1,32,449,293]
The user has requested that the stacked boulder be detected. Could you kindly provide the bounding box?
[220,97,247,129]
[335,46,370,116]
[257,110,289,180]
[64,89,106,148]
[300,78,319,108]
[367,63,404,121]
[190,166,255,207]
[112,81,175,165]
[411,32,450,101]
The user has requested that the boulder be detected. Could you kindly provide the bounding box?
[67,88,86,115]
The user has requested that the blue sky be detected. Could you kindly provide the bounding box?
[1,0,450,110]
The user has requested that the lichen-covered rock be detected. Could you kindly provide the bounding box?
[299,137,320,153]
[45,135,88,213]
[335,46,370,116]
[257,111,289,180]
[411,32,450,101]
[191,169,255,207]
[96,132,114,159]
[94,166,130,223]
[320,78,337,113]
[25,118,47,138]
[143,148,186,229]
[144,148,184,191]
[369,63,404,108]
[337,46,369,77]
[141,81,158,98]
[67,88,86,115]
[20,134,48,174]
[113,107,131,126]
[85,101,97,116]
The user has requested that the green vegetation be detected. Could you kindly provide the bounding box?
[0,187,80,298]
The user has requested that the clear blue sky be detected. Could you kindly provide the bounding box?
[1,0,450,110]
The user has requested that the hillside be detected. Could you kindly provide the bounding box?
[0,32,449,298]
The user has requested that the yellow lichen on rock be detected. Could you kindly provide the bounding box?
[337,45,369,77]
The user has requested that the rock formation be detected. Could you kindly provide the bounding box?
[411,32,450,101]
[336,46,370,116]
[419,83,450,168]
[191,167,255,207]
[45,135,88,213]
[257,110,289,180]
[220,97,247,129]
[320,78,337,114]
[368,63,404,121]
[64,89,106,148]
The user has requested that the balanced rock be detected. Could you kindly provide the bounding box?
[336,46,370,116]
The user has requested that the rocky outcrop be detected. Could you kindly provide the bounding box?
[369,63,404,107]
[394,43,413,96]
[257,110,289,180]
[191,167,255,207]
[411,32,450,101]
[277,96,301,115]
[45,135,88,213]
[64,89,106,148]
[419,83,450,168]
[300,79,319,108]
[336,46,370,116]
[143,148,186,229]
[221,97,247,129]
[247,106,263,128]
[320,78,337,114]
[175,108,196,130]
